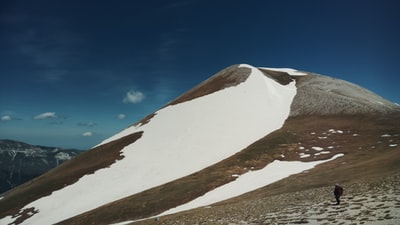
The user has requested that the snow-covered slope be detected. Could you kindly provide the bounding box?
[0,64,303,224]
[157,154,344,218]
[2,64,398,225]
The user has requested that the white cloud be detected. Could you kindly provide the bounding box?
[1,113,22,121]
[82,131,93,137]
[34,112,57,120]
[123,90,145,104]
[117,114,126,120]
[1,115,12,121]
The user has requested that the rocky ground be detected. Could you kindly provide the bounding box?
[132,173,400,225]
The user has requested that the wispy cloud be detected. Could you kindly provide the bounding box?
[77,122,97,127]
[49,121,64,125]
[82,131,93,137]
[156,29,188,62]
[158,33,179,58]
[123,90,145,104]
[17,28,80,69]
[117,114,126,120]
[34,112,57,120]
[38,69,68,83]
[152,76,184,103]
[3,12,84,83]
[1,115,12,121]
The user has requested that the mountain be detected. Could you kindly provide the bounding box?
[0,64,399,225]
[0,139,82,194]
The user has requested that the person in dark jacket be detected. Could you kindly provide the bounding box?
[334,184,343,205]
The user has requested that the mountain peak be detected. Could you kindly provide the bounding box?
[168,64,309,106]
[169,63,399,117]
[1,64,398,225]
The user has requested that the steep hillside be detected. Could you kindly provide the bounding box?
[132,115,400,225]
[63,114,399,225]
[0,64,398,225]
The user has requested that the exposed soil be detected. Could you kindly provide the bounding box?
[167,65,251,106]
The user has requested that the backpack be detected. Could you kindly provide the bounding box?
[335,186,343,195]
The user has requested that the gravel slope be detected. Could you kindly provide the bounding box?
[132,173,400,225]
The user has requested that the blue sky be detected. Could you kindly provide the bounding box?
[1,0,399,150]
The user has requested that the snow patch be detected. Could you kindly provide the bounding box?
[389,144,398,147]
[299,153,311,158]
[238,64,253,68]
[312,147,324,151]
[328,129,343,134]
[55,152,72,161]
[157,154,344,217]
[314,151,331,156]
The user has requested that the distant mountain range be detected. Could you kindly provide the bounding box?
[0,139,82,194]
[0,64,399,225]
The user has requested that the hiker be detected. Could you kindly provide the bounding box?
[334,184,343,205]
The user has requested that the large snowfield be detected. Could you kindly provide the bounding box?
[0,65,347,225]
